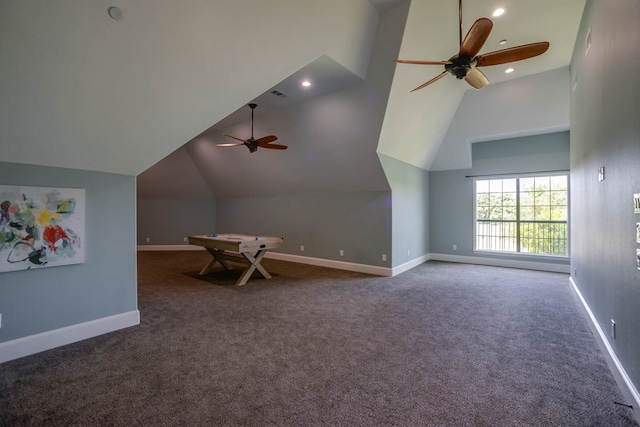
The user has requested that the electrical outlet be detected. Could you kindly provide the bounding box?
[382,254,387,261]
[300,245,304,252]
[408,249,411,256]
[183,237,188,242]
[339,249,344,257]
[0,313,2,329]
[453,244,457,251]
[145,237,150,243]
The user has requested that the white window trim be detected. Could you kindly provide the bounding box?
[472,171,570,258]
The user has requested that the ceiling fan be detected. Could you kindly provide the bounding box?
[216,103,287,153]
[395,0,549,92]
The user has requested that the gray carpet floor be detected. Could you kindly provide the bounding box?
[0,251,638,426]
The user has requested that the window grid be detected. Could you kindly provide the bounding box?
[475,175,568,256]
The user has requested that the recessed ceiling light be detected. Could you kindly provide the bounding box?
[492,7,506,17]
[499,39,507,45]
[301,81,311,87]
[505,68,514,74]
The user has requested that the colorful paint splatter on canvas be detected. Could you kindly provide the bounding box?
[0,185,85,273]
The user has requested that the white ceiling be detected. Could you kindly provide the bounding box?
[203,0,586,168]
[205,55,363,133]
[237,0,586,102]
[378,0,585,170]
[137,0,586,200]
[424,0,585,87]
[1,0,587,198]
[369,0,406,12]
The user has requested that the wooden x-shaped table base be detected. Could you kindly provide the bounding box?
[189,234,283,286]
[199,248,272,286]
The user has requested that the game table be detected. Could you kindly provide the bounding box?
[188,233,284,286]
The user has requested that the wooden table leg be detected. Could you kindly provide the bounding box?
[199,248,273,286]
[199,248,234,275]
[236,249,271,286]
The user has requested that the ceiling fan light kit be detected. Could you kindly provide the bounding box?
[216,103,287,153]
[395,0,549,92]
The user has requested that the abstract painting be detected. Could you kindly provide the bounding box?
[0,185,85,273]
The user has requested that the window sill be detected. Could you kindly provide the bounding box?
[474,249,569,261]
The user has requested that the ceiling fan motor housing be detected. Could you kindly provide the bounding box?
[246,137,258,153]
[446,55,476,79]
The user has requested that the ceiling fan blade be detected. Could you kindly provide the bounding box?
[459,18,493,58]
[476,42,550,67]
[255,135,278,146]
[394,59,452,65]
[410,71,448,92]
[223,134,246,143]
[464,68,489,90]
[216,142,244,147]
[261,144,288,150]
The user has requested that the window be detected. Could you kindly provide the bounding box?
[474,174,568,256]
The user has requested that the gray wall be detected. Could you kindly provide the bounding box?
[430,132,570,266]
[378,154,429,266]
[216,191,391,267]
[137,199,216,246]
[136,144,217,246]
[0,162,137,342]
[570,0,640,393]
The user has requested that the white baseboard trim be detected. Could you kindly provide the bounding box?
[392,254,430,276]
[137,245,203,251]
[136,245,395,276]
[136,247,569,276]
[570,277,640,421]
[428,253,570,273]
[265,252,393,277]
[0,310,140,364]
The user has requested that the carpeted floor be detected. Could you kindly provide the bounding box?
[0,251,637,426]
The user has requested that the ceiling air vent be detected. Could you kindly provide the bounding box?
[271,90,289,98]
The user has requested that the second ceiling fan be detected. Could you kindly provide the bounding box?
[216,103,287,153]
[395,0,549,92]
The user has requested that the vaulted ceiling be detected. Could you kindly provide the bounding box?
[1,0,586,199]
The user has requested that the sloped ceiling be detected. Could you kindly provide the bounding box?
[0,0,379,176]
[136,145,213,200]
[377,0,585,170]
[1,0,586,197]
[431,67,571,171]
[179,0,410,199]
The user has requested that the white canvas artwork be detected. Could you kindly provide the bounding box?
[0,185,85,273]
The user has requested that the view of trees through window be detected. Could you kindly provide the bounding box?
[475,174,568,256]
